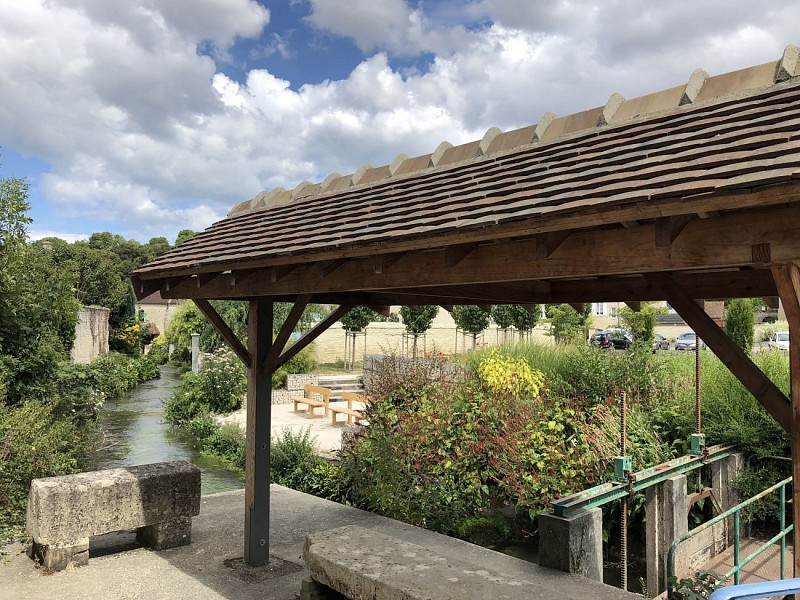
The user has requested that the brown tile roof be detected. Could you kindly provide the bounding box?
[136,45,800,280]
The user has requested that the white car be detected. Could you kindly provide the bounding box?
[768,331,790,351]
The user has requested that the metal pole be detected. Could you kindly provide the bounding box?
[620,390,628,592]
[696,338,702,435]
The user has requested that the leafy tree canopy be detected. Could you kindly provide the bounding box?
[510,305,538,331]
[620,302,667,349]
[546,303,591,344]
[400,305,438,334]
[341,306,377,332]
[452,305,490,334]
[175,229,197,247]
[725,298,755,354]
[491,305,514,329]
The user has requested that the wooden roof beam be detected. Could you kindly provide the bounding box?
[650,272,790,432]
[231,269,256,287]
[194,299,251,368]
[271,305,354,373]
[132,275,160,300]
[262,294,311,374]
[625,301,641,311]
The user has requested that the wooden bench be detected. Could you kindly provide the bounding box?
[26,461,200,572]
[329,391,365,425]
[292,384,331,417]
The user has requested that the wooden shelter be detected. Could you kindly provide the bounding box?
[134,45,800,571]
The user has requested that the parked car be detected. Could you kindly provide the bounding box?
[653,333,670,352]
[675,332,705,351]
[591,328,632,350]
[768,331,790,351]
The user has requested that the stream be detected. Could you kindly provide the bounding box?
[93,366,244,495]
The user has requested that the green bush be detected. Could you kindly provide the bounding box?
[271,342,315,388]
[204,422,246,467]
[0,401,95,539]
[725,298,755,353]
[455,513,510,546]
[270,427,320,489]
[165,348,246,421]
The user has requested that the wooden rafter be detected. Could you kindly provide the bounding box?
[650,272,791,432]
[318,259,347,278]
[194,299,251,368]
[271,305,354,373]
[262,294,311,374]
[770,262,800,578]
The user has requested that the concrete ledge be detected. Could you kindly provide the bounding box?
[26,461,200,570]
[304,524,630,600]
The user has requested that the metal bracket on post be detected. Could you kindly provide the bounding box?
[689,433,706,457]
[613,456,632,482]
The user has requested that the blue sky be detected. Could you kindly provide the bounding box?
[1,1,799,244]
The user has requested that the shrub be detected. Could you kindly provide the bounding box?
[165,347,246,420]
[0,401,95,539]
[204,422,246,467]
[270,427,320,489]
[272,342,315,388]
[725,299,755,353]
[146,336,170,365]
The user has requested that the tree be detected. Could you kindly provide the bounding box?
[452,305,490,349]
[175,229,197,247]
[546,304,591,344]
[341,306,377,332]
[144,236,171,262]
[400,306,438,357]
[620,302,666,349]
[725,298,755,354]
[491,305,514,329]
[0,175,79,404]
[510,305,538,335]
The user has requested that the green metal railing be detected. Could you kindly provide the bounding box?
[666,476,793,596]
[551,444,736,517]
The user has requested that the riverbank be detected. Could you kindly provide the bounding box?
[1,486,637,600]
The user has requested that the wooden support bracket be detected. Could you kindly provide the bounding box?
[194,299,251,368]
[373,253,405,274]
[196,273,222,289]
[770,262,800,578]
[231,269,256,286]
[445,243,479,268]
[318,259,347,278]
[272,305,354,372]
[271,265,296,283]
[440,305,454,313]
[569,303,585,313]
[262,294,311,374]
[650,272,790,432]
[655,214,695,247]
[625,301,642,312]
[132,275,160,300]
[536,231,570,259]
[368,305,392,318]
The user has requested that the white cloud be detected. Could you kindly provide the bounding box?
[1,0,800,242]
[28,230,89,243]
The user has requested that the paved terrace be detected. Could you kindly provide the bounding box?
[3,486,637,600]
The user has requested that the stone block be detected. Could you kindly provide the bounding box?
[646,474,688,595]
[137,516,192,550]
[32,537,89,572]
[26,461,200,571]
[538,508,603,581]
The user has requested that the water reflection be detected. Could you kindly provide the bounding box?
[94,366,244,495]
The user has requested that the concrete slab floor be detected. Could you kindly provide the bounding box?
[1,486,639,600]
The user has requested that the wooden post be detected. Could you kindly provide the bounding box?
[244,298,273,566]
[771,263,800,579]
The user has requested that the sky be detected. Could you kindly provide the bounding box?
[1,1,799,244]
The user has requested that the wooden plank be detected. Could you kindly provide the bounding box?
[131,275,160,301]
[230,269,255,286]
[271,305,354,373]
[318,259,347,278]
[270,265,296,283]
[244,299,272,566]
[194,299,251,368]
[651,272,791,432]
[262,294,311,374]
[769,262,800,578]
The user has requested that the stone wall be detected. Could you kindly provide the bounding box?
[70,306,110,364]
